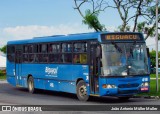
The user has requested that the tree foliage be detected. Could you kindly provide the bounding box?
[137,5,160,40]
[150,50,160,67]
[0,45,7,54]
[74,0,160,40]
[82,9,105,31]
[74,0,106,31]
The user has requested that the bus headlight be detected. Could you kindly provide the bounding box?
[122,72,127,76]
[102,84,117,88]
[141,82,149,87]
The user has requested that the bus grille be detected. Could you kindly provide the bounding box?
[118,90,138,94]
[118,83,139,88]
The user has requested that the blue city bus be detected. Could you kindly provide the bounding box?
[7,32,150,101]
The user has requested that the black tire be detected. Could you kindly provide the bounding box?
[28,76,36,93]
[76,80,89,101]
[118,97,130,100]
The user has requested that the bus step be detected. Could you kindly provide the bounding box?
[16,85,23,87]
[90,94,100,97]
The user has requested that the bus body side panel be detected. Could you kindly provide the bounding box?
[21,77,27,88]
[21,64,89,94]
[21,64,57,90]
[20,64,89,94]
[71,65,90,94]
[7,62,16,86]
[22,64,47,89]
[56,64,75,93]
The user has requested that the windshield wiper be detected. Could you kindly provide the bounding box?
[111,42,122,53]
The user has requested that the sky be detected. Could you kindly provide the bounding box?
[0,0,159,50]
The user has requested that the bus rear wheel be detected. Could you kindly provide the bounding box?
[76,80,89,101]
[28,76,36,93]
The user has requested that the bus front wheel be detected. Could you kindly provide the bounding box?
[76,80,89,101]
[28,76,35,93]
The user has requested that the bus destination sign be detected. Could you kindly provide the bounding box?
[101,33,141,41]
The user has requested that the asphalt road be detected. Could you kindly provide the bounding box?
[0,82,160,114]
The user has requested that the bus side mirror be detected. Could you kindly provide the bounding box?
[146,48,150,58]
[96,46,102,58]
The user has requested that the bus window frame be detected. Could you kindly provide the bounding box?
[73,41,88,64]
[10,39,95,65]
[7,45,15,63]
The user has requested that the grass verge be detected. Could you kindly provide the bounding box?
[0,75,6,80]
[150,74,160,78]
[137,79,160,97]
[0,70,6,80]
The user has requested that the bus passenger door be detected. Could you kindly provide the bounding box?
[89,43,99,94]
[15,48,22,86]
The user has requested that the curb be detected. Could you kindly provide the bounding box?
[144,96,160,99]
[0,80,7,83]
[150,78,160,80]
[133,95,160,99]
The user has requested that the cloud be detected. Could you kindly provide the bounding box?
[3,24,92,39]
[1,24,156,50]
[0,24,92,47]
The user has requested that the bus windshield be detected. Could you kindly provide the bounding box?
[101,43,149,76]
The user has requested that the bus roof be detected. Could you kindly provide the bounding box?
[7,31,144,45]
[7,32,102,45]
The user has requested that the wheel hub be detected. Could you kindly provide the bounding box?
[29,80,33,91]
[79,85,87,97]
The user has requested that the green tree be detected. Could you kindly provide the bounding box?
[74,0,159,40]
[0,45,7,54]
[150,50,156,67]
[82,9,105,31]
[137,5,160,40]
[74,0,106,31]
[150,50,160,67]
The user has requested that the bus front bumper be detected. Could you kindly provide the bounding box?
[99,86,149,97]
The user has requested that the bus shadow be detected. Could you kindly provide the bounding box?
[15,87,139,103]
[14,87,78,100]
[88,96,137,103]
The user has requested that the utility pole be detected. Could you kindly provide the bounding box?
[155,0,159,92]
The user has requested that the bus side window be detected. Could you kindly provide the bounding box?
[34,45,38,53]
[48,44,52,53]
[73,54,80,63]
[74,43,81,52]
[23,54,28,63]
[61,43,72,63]
[80,54,87,64]
[49,54,59,63]
[43,54,48,63]
[74,42,87,52]
[61,54,72,63]
[62,43,66,52]
[23,45,28,53]
[49,44,60,53]
[73,42,88,64]
[48,43,60,63]
[37,54,43,63]
[39,44,47,53]
[82,43,87,52]
[28,45,34,53]
[67,43,72,52]
[73,54,87,64]
[7,45,15,62]
[29,54,34,63]
[62,43,72,52]
[34,55,39,62]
